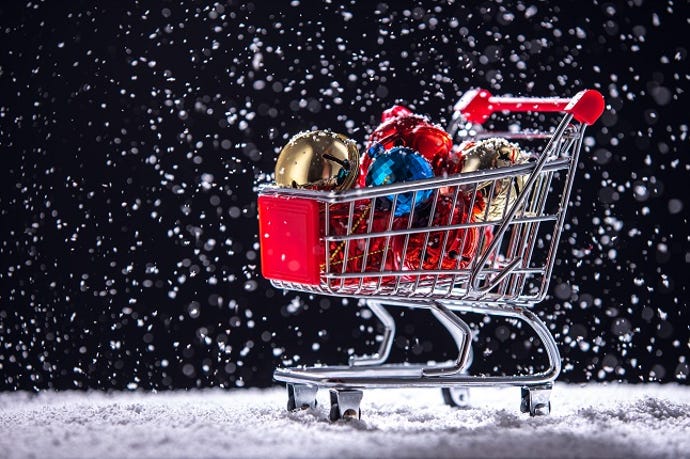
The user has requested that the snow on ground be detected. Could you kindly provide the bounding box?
[0,384,688,459]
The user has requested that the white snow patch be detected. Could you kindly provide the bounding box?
[0,384,688,458]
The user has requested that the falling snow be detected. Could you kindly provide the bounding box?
[0,1,688,396]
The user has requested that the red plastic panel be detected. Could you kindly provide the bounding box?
[258,194,323,285]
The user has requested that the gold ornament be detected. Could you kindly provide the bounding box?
[460,138,530,222]
[275,130,360,191]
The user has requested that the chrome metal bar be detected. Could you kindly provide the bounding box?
[469,114,574,294]
[513,168,555,296]
[422,301,472,376]
[324,202,331,277]
[412,188,441,293]
[533,123,586,302]
[273,301,561,389]
[287,383,318,410]
[349,301,396,367]
[258,158,573,203]
[447,181,480,296]
[324,214,559,242]
[376,193,398,294]
[323,266,544,280]
[498,176,527,298]
[430,185,462,294]
[472,131,566,140]
[339,200,356,291]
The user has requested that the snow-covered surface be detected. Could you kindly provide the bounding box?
[1,384,688,458]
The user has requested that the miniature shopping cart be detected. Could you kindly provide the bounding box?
[258,89,605,420]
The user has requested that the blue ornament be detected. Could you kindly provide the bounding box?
[365,144,435,217]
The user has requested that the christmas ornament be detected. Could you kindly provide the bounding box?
[357,108,452,187]
[357,114,425,187]
[381,105,413,122]
[433,140,474,178]
[409,124,453,168]
[460,138,529,221]
[325,201,399,286]
[275,130,359,191]
[365,144,435,217]
[395,193,480,275]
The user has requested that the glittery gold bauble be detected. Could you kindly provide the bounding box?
[460,138,529,221]
[275,130,359,191]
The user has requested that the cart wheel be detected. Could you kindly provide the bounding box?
[287,396,317,411]
[328,389,363,422]
[441,387,470,408]
[286,383,318,411]
[520,384,552,416]
[329,403,361,422]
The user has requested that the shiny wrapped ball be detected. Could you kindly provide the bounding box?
[460,137,521,174]
[358,112,452,188]
[365,145,435,217]
[409,124,453,167]
[326,201,400,287]
[381,104,413,122]
[396,194,480,273]
[357,113,428,187]
[433,140,475,178]
[275,130,359,191]
[460,138,529,222]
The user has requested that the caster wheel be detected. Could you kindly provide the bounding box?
[287,397,317,411]
[328,389,363,422]
[442,387,470,408]
[533,401,551,416]
[520,384,552,416]
[286,384,318,411]
[329,403,361,421]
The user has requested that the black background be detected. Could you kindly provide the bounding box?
[0,0,687,391]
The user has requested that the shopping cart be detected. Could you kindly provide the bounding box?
[258,88,605,420]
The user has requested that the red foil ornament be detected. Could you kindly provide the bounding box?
[409,124,453,166]
[358,107,453,187]
[433,140,475,178]
[394,193,480,276]
[381,105,413,122]
[325,201,399,287]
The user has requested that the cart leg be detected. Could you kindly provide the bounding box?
[520,383,552,416]
[349,301,396,367]
[518,307,562,384]
[423,301,473,377]
[329,389,363,421]
[286,383,318,411]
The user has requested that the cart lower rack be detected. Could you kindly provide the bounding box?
[259,89,604,420]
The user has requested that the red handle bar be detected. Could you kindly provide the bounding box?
[454,88,605,126]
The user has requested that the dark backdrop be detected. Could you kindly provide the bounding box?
[0,0,687,390]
